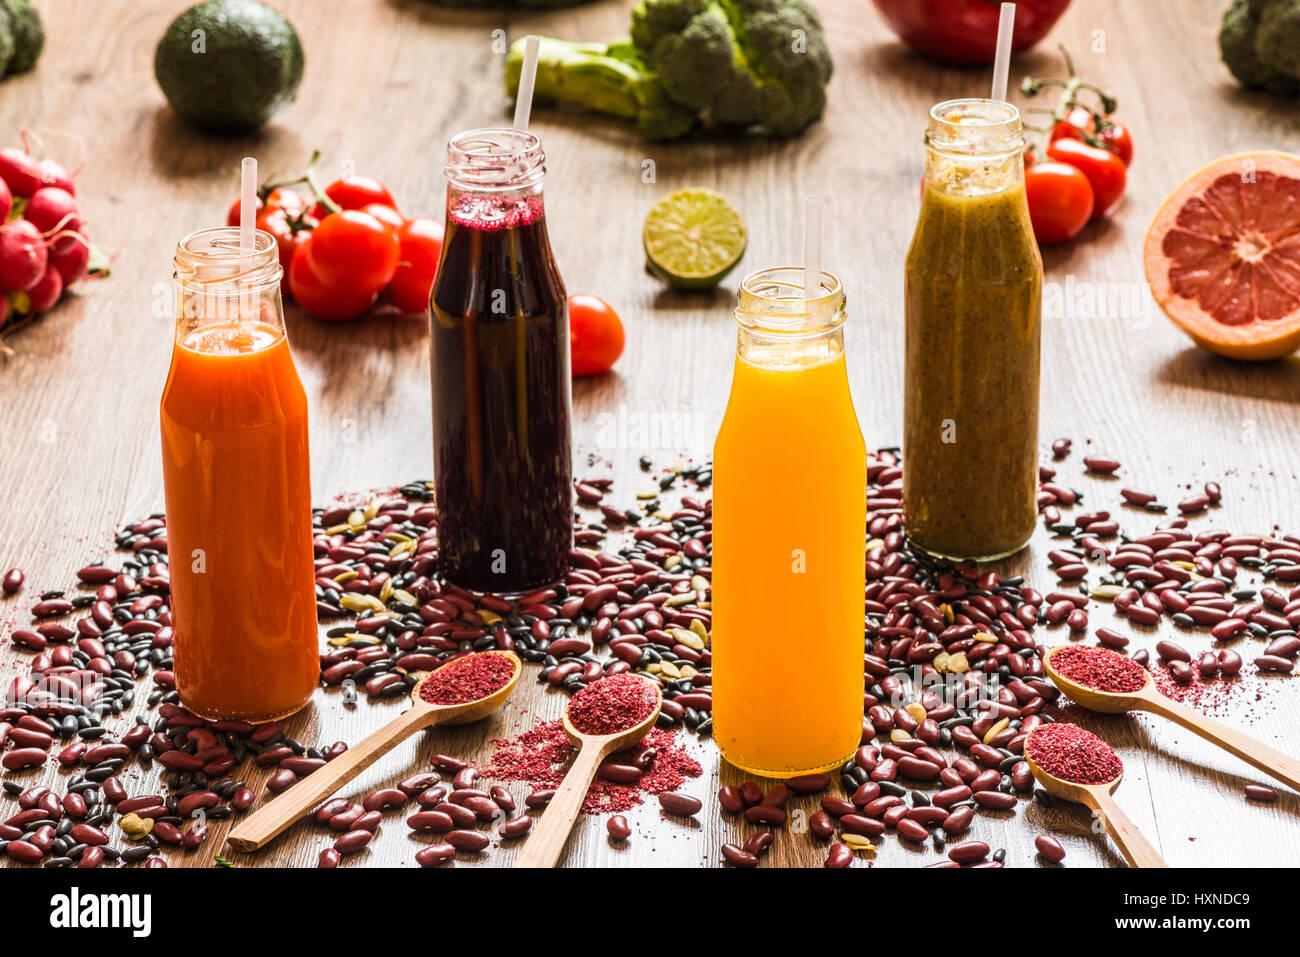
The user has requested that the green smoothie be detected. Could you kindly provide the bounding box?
[903,99,1042,561]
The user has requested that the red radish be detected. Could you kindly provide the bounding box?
[0,220,49,291]
[26,266,63,314]
[50,232,90,286]
[36,158,75,195]
[0,148,42,197]
[25,188,82,252]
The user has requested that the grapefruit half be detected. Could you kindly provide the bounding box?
[1144,151,1300,360]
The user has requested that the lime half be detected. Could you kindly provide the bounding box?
[643,188,746,290]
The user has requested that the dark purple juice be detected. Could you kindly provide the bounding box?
[429,192,572,592]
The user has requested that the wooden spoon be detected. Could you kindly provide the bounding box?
[1024,735,1168,868]
[1043,645,1300,792]
[224,650,521,854]
[513,677,662,869]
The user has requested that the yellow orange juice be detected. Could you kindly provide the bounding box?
[712,267,865,776]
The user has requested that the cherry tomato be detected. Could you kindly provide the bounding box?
[1045,137,1127,220]
[305,209,401,296]
[568,294,625,377]
[226,187,305,227]
[388,217,444,314]
[258,207,317,294]
[1050,106,1133,166]
[288,238,377,321]
[1024,161,1094,245]
[362,202,405,236]
[309,175,397,218]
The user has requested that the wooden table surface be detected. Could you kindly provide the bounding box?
[2,0,1299,869]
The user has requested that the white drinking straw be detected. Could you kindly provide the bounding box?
[803,194,822,298]
[990,3,1016,102]
[513,35,542,130]
[238,156,257,324]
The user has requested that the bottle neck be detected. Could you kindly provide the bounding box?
[923,98,1026,199]
[444,127,547,229]
[734,267,847,368]
[173,227,285,348]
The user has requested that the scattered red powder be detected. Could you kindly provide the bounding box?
[566,674,658,735]
[419,653,515,705]
[1050,645,1147,693]
[1025,722,1123,785]
[486,723,702,814]
[1150,664,1271,718]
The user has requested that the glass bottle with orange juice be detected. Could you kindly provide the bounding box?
[712,266,866,777]
[160,227,319,722]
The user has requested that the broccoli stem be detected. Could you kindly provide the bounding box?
[505,37,643,121]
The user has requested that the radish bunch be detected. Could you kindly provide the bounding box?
[1,142,93,332]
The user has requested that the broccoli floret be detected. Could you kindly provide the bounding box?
[504,0,832,140]
[1220,0,1300,94]
[1256,0,1300,81]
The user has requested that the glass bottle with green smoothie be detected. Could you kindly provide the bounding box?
[903,98,1042,561]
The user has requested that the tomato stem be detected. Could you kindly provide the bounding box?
[1020,46,1119,161]
[259,150,343,216]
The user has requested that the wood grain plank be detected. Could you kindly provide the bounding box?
[1,0,1298,869]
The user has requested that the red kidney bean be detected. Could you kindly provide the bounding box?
[1255,655,1294,674]
[266,768,296,793]
[415,843,456,866]
[407,810,455,833]
[607,815,632,840]
[232,787,255,811]
[824,843,853,868]
[896,818,929,842]
[1245,784,1279,803]
[942,806,974,835]
[659,791,702,816]
[721,843,759,868]
[334,829,373,855]
[363,788,408,813]
[2,748,47,771]
[445,829,490,852]
[1035,834,1066,862]
[5,840,43,864]
[785,773,830,793]
[810,811,835,839]
[839,814,886,838]
[314,797,351,824]
[743,804,786,826]
[948,840,989,864]
[972,790,1018,811]
[318,848,341,868]
[499,816,532,840]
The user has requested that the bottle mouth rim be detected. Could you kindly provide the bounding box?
[445,127,545,191]
[735,266,846,334]
[174,226,281,289]
[926,98,1023,157]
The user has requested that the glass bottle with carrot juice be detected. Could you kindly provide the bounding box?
[903,98,1042,561]
[160,228,319,722]
[712,267,866,777]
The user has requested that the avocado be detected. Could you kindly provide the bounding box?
[0,4,15,77]
[0,0,43,74]
[154,0,304,134]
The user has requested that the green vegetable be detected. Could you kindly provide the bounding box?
[0,0,43,75]
[154,0,304,133]
[0,4,14,77]
[428,0,593,5]
[505,0,832,140]
[1220,0,1300,94]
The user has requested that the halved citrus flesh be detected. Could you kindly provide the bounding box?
[1144,151,1300,360]
[643,188,746,290]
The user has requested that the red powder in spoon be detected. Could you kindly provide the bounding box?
[419,653,515,705]
[567,674,658,735]
[1026,722,1123,785]
[1050,645,1148,694]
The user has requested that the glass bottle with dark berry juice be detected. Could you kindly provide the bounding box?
[430,128,572,592]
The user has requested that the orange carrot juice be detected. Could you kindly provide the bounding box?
[160,228,318,722]
[712,267,865,776]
